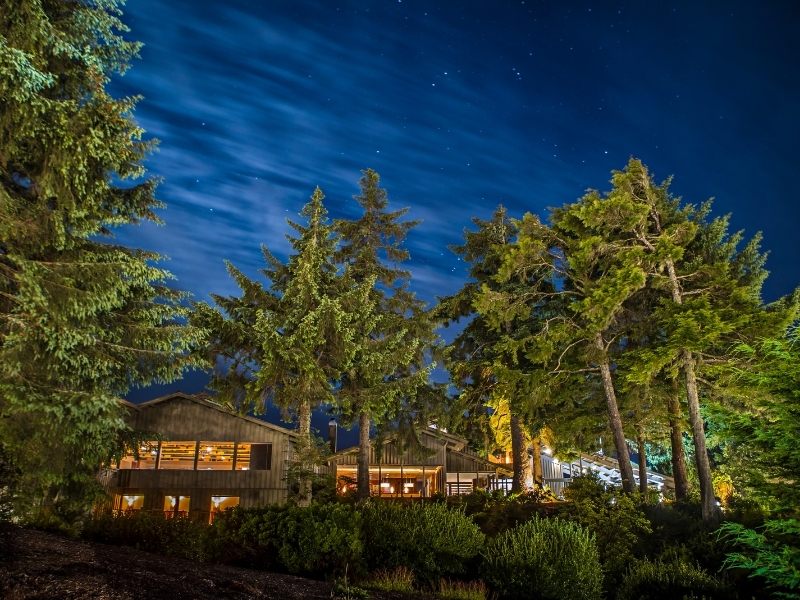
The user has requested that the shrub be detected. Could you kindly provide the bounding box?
[481,516,602,600]
[275,503,363,577]
[81,511,207,561]
[561,474,651,585]
[205,504,290,569]
[362,501,484,584]
[208,503,364,577]
[616,558,734,600]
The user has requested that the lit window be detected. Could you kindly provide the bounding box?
[115,443,157,469]
[211,496,239,511]
[159,442,197,470]
[163,495,190,515]
[197,442,235,470]
[235,443,251,470]
[119,494,144,511]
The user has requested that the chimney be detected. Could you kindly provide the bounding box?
[328,418,338,453]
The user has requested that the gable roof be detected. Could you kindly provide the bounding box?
[125,391,299,437]
[332,424,469,458]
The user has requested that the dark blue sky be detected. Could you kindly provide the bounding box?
[119,0,800,421]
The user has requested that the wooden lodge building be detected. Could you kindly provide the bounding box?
[326,426,513,497]
[102,392,297,519]
[100,392,671,518]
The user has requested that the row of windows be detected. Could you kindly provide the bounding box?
[117,494,240,519]
[115,441,272,471]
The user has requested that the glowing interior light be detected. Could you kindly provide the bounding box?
[151,450,157,455]
[380,482,390,488]
[206,446,213,453]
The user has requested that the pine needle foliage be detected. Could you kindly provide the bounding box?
[333,169,437,503]
[0,0,203,517]
[192,188,373,505]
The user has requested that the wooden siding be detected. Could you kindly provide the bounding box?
[110,469,288,510]
[331,431,448,468]
[128,395,292,445]
[446,449,502,474]
[105,394,295,509]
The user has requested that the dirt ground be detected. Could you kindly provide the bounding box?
[0,526,423,600]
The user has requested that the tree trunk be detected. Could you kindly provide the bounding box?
[667,387,690,500]
[595,332,636,494]
[510,413,532,493]
[297,400,313,507]
[682,348,717,522]
[664,259,718,522]
[531,436,543,486]
[635,425,648,497]
[357,411,371,505]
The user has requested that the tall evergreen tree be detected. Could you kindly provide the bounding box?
[606,159,794,520]
[0,0,201,516]
[438,207,539,492]
[333,169,434,504]
[192,188,371,506]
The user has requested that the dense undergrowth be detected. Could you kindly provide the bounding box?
[75,476,786,600]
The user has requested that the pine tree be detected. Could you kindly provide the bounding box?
[333,169,434,504]
[192,188,371,506]
[478,203,652,494]
[0,0,201,515]
[438,207,539,492]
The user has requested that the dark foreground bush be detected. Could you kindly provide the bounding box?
[361,501,484,585]
[82,511,207,561]
[481,516,602,600]
[616,558,735,600]
[207,503,363,577]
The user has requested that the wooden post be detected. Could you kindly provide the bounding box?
[155,440,163,470]
[456,471,460,496]
[193,441,200,471]
[400,462,404,498]
[232,443,238,471]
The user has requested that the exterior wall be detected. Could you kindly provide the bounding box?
[331,432,448,468]
[104,394,295,511]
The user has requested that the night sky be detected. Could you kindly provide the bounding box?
[118,1,800,434]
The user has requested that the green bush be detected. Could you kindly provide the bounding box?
[208,503,363,577]
[616,558,734,600]
[81,511,207,561]
[561,474,652,586]
[361,501,484,584]
[204,504,288,569]
[449,488,557,538]
[481,516,602,600]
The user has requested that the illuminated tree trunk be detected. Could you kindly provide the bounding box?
[664,259,717,522]
[667,389,690,500]
[635,425,648,497]
[596,332,636,494]
[531,436,543,486]
[297,400,313,508]
[357,411,371,505]
[510,414,532,493]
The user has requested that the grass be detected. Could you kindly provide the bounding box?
[437,579,494,600]
[363,566,416,594]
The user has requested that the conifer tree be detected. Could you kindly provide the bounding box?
[333,170,434,504]
[192,188,371,506]
[0,0,201,514]
[438,207,538,492]
[598,159,796,520]
[479,203,654,494]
